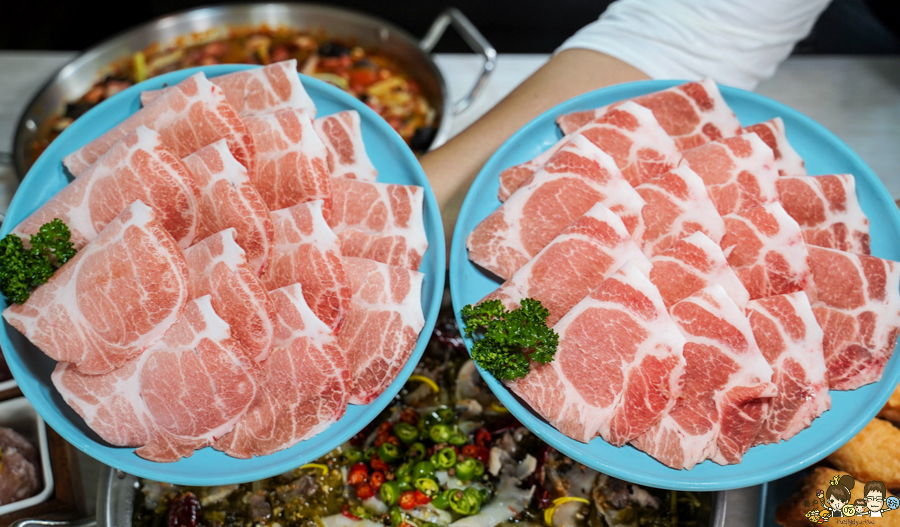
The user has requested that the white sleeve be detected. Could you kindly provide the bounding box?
[556,0,832,90]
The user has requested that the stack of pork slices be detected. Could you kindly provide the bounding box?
[2,60,428,463]
[467,78,900,470]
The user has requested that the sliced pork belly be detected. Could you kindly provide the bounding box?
[260,201,350,330]
[680,133,779,216]
[64,73,254,177]
[315,110,378,182]
[3,201,189,375]
[776,175,870,255]
[483,203,649,327]
[338,257,424,405]
[328,178,427,271]
[807,246,900,390]
[215,283,349,458]
[649,232,749,310]
[468,135,645,280]
[746,291,830,445]
[557,78,741,150]
[636,165,724,257]
[183,229,277,362]
[511,261,686,445]
[741,117,806,178]
[497,102,680,200]
[244,108,331,213]
[631,285,775,469]
[183,139,274,275]
[14,126,200,250]
[142,60,315,118]
[720,202,813,300]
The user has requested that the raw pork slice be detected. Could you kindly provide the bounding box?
[631,285,775,469]
[214,283,350,458]
[720,202,813,300]
[510,261,686,445]
[776,175,870,255]
[245,108,331,213]
[142,60,316,118]
[806,245,900,390]
[64,73,254,177]
[741,117,806,178]
[497,101,680,199]
[183,229,277,362]
[680,133,779,216]
[483,203,650,327]
[467,134,645,280]
[14,126,200,250]
[183,139,274,275]
[746,291,829,445]
[260,201,350,330]
[328,178,427,271]
[3,201,189,375]
[338,257,424,405]
[648,232,749,310]
[557,78,741,150]
[315,110,378,182]
[635,165,724,257]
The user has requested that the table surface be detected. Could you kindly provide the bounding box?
[2,50,898,526]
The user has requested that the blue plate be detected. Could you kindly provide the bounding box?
[0,65,445,486]
[450,80,900,491]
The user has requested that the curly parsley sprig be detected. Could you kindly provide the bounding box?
[461,298,559,381]
[0,219,76,304]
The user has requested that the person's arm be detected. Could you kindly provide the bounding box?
[421,49,649,251]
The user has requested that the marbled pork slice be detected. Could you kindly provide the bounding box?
[680,132,779,216]
[314,110,378,182]
[498,101,680,200]
[142,60,316,118]
[245,108,331,213]
[483,203,650,327]
[776,174,870,255]
[468,134,645,280]
[328,178,427,271]
[259,200,350,331]
[631,285,775,469]
[183,139,274,275]
[741,117,806,178]
[64,72,255,177]
[338,257,424,405]
[214,283,350,458]
[635,165,724,257]
[557,78,741,150]
[746,291,830,445]
[720,201,814,300]
[183,229,277,362]
[3,200,189,375]
[14,126,200,250]
[649,231,749,310]
[510,261,686,446]
[806,245,900,390]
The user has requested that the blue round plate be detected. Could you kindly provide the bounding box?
[450,80,900,491]
[0,65,445,486]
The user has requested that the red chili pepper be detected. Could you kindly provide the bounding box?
[370,455,389,472]
[399,490,418,510]
[349,68,379,90]
[342,505,362,520]
[377,421,393,435]
[400,523,417,527]
[374,436,385,448]
[348,462,369,485]
[400,408,419,425]
[386,435,402,447]
[369,471,385,491]
[475,428,492,448]
[461,445,489,464]
[355,482,374,500]
[414,490,431,505]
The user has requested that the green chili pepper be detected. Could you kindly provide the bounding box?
[415,477,441,497]
[407,442,427,462]
[393,422,419,445]
[396,462,413,479]
[448,432,467,446]
[429,424,452,443]
[480,487,493,503]
[378,442,404,463]
[349,506,372,519]
[381,481,401,506]
[448,489,472,515]
[398,480,412,492]
[434,447,457,469]
[431,491,451,510]
[455,458,477,481]
[437,407,456,423]
[418,413,438,434]
[390,507,404,527]
[473,459,485,478]
[464,487,483,514]
[343,447,364,464]
[413,460,436,478]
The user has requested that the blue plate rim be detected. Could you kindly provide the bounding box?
[0,64,445,485]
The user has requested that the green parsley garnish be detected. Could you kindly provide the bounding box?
[461,298,559,381]
[0,219,76,304]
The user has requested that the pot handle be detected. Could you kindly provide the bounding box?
[10,519,96,527]
[419,8,496,114]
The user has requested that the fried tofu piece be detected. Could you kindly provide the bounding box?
[827,418,900,488]
[776,467,900,527]
[879,381,900,423]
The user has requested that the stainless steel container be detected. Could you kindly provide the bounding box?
[12,3,496,177]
